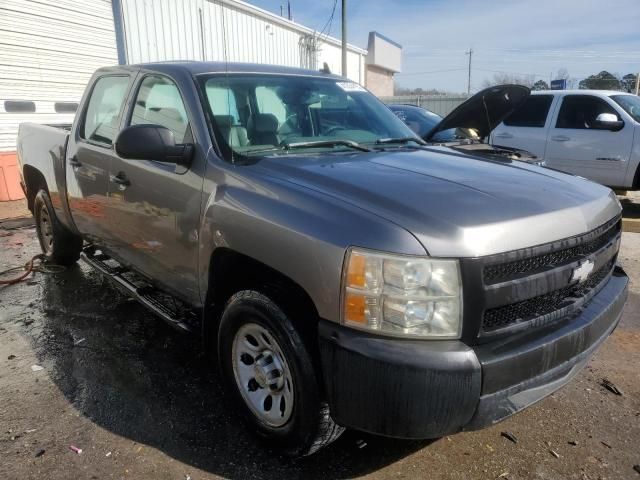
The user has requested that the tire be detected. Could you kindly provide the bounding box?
[218,290,344,456]
[33,189,83,266]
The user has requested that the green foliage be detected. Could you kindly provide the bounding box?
[621,73,638,93]
[578,71,622,90]
[532,80,549,91]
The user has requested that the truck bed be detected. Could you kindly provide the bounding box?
[16,122,70,217]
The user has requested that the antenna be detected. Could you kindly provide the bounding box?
[218,0,234,164]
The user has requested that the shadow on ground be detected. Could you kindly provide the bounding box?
[621,196,640,219]
[23,263,429,479]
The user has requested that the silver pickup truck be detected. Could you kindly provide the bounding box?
[16,62,628,456]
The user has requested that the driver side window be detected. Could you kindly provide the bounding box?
[130,76,189,143]
[556,95,619,130]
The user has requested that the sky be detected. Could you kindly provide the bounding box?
[248,0,640,93]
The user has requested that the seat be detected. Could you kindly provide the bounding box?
[251,113,279,146]
[214,115,249,147]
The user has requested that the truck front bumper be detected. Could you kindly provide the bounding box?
[318,267,628,439]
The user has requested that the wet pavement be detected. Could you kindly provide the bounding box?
[1,223,639,480]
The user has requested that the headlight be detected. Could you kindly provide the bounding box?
[341,248,462,339]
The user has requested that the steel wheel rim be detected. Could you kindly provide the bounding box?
[38,203,53,253]
[232,322,294,427]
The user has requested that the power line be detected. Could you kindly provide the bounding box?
[398,67,467,76]
[315,0,337,42]
[475,67,546,77]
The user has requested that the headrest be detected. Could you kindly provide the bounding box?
[254,113,279,133]
[214,115,235,127]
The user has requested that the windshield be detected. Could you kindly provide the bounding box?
[611,95,640,123]
[200,74,418,158]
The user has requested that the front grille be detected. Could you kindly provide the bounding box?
[483,259,614,332]
[484,219,620,284]
[473,216,622,337]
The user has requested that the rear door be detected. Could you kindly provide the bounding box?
[106,73,204,303]
[491,94,556,158]
[65,73,135,245]
[544,94,634,186]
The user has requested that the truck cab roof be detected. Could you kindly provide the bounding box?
[99,61,345,80]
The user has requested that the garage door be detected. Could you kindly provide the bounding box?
[0,0,118,152]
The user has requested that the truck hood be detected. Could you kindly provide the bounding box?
[424,84,530,142]
[255,148,620,257]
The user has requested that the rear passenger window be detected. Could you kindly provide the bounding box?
[503,95,553,127]
[130,76,189,143]
[82,76,129,145]
[556,95,619,129]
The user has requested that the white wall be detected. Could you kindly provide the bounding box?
[0,0,119,151]
[119,0,366,84]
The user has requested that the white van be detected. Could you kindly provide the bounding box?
[491,90,640,189]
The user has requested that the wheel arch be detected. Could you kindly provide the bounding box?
[203,247,322,357]
[22,165,48,212]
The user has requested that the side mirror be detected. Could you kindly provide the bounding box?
[593,113,624,131]
[115,124,194,165]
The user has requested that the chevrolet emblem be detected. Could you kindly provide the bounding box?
[572,259,595,284]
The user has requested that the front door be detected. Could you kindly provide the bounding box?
[65,74,134,246]
[544,94,634,186]
[106,74,203,303]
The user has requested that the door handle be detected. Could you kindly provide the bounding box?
[494,132,513,139]
[551,135,570,142]
[69,156,82,168]
[110,172,131,189]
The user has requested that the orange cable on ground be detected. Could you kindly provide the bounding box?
[0,254,43,285]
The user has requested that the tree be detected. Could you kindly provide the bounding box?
[621,73,638,93]
[482,73,536,88]
[532,79,550,91]
[578,71,621,90]
[555,68,570,80]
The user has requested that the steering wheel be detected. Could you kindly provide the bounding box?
[277,113,298,136]
[324,125,347,136]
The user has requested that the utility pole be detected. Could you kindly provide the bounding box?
[341,0,347,78]
[465,48,473,95]
[636,72,639,96]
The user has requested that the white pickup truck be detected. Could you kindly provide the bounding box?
[491,90,640,189]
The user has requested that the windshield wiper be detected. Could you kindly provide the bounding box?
[375,137,427,146]
[282,139,373,152]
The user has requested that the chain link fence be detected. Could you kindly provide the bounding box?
[379,95,470,116]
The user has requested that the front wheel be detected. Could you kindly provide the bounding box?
[218,290,344,456]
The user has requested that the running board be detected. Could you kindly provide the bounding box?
[81,246,196,333]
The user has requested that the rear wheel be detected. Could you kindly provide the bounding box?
[34,189,82,265]
[218,290,344,456]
